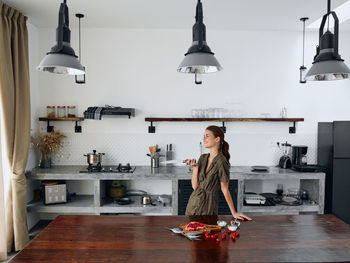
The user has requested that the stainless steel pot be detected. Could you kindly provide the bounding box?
[84,150,105,165]
[141,195,151,205]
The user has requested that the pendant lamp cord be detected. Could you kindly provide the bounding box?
[327,0,331,30]
[78,17,81,62]
[302,20,305,67]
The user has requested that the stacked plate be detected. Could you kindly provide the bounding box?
[251,166,269,172]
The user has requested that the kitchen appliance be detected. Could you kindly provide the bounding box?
[42,182,67,205]
[79,163,136,173]
[244,193,266,205]
[318,121,350,222]
[292,145,308,166]
[84,150,105,166]
[278,142,292,169]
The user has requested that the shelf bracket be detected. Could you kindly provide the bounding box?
[289,122,296,134]
[46,121,54,133]
[75,121,82,133]
[148,121,156,133]
[221,122,226,133]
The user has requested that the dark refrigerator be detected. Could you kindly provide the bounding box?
[318,121,350,224]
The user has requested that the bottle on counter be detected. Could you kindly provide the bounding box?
[67,106,76,118]
[47,106,56,118]
[57,106,66,118]
[166,144,174,166]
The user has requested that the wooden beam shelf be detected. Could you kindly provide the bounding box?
[39,117,84,133]
[145,117,304,134]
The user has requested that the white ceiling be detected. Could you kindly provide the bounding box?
[3,0,350,31]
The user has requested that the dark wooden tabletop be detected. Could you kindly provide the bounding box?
[11,214,350,263]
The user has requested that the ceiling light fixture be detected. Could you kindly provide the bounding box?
[177,0,222,85]
[37,0,85,75]
[308,0,350,29]
[299,17,309,84]
[305,0,350,81]
[75,13,85,84]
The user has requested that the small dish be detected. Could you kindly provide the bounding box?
[228,224,238,232]
[217,220,227,227]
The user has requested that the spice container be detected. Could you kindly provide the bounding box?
[47,106,55,118]
[57,106,66,118]
[67,106,76,117]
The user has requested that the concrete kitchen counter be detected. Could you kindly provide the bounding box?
[29,165,324,180]
[27,166,325,217]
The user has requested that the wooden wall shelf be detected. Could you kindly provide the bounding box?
[39,117,84,133]
[145,117,304,134]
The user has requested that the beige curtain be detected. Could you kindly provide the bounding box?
[0,121,6,263]
[0,3,31,252]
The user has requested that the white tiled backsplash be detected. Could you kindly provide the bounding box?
[32,132,317,167]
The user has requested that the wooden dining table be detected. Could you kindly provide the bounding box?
[11,214,350,262]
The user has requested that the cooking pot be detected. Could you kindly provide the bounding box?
[84,150,105,165]
[142,195,152,205]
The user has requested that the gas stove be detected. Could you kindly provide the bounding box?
[80,163,136,173]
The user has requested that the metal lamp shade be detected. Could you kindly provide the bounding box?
[177,52,222,74]
[305,60,350,81]
[37,53,85,75]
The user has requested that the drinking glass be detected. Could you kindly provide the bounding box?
[277,184,283,196]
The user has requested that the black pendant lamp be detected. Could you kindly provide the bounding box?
[299,17,308,84]
[75,13,85,84]
[305,0,350,81]
[37,0,85,75]
[177,0,222,84]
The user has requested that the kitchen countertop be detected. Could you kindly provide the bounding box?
[10,214,350,263]
[28,165,325,180]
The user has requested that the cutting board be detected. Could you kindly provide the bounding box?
[179,223,221,234]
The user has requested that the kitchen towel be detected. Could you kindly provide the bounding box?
[84,107,103,120]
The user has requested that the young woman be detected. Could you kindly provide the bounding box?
[185,125,252,221]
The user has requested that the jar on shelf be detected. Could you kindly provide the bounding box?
[47,106,55,118]
[57,106,66,118]
[67,106,76,118]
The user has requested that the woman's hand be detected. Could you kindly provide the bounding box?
[185,158,199,168]
[232,212,252,221]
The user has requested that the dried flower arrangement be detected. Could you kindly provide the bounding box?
[31,131,66,166]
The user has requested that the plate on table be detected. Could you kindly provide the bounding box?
[251,166,269,172]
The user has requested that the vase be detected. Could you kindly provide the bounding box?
[40,158,52,168]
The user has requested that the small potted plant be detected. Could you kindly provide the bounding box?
[31,131,66,168]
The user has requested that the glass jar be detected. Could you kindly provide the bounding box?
[57,106,66,118]
[47,106,55,118]
[67,106,76,118]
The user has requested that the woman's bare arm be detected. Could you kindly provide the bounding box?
[186,158,199,190]
[221,182,252,221]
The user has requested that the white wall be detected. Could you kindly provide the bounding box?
[26,22,40,229]
[30,27,350,168]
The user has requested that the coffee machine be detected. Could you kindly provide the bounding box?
[292,145,308,166]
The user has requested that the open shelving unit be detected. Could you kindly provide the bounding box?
[39,117,84,133]
[145,117,304,134]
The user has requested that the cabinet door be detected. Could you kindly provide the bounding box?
[178,180,237,215]
[333,121,350,158]
[333,159,350,224]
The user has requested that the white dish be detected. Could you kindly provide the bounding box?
[217,220,227,227]
[283,196,297,203]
